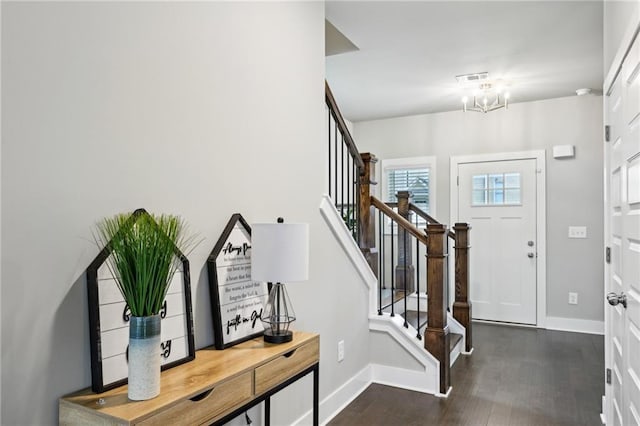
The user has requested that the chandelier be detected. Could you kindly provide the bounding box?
[457,73,511,113]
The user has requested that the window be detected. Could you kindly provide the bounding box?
[381,157,436,224]
[472,172,521,205]
[387,168,430,213]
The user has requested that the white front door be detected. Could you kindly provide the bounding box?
[457,158,538,325]
[604,30,640,426]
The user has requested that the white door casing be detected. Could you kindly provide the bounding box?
[451,151,547,327]
[604,23,640,426]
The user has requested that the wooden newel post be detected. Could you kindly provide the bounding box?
[453,223,472,353]
[424,223,450,395]
[359,153,378,278]
[396,191,415,292]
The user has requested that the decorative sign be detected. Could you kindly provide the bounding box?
[208,214,269,349]
[86,209,195,393]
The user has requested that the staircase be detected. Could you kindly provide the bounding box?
[324,81,473,396]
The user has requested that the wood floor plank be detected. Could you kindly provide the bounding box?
[328,323,604,426]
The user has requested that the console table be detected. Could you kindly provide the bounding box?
[60,331,319,425]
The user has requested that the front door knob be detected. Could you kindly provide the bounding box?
[607,292,627,309]
[527,252,535,258]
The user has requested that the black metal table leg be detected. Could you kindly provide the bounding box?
[265,397,271,426]
[313,364,319,426]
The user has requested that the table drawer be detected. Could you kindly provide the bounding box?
[255,338,319,395]
[138,372,252,425]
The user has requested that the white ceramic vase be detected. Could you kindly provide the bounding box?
[128,315,161,401]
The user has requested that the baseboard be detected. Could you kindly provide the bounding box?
[291,365,372,426]
[370,364,436,395]
[435,386,452,398]
[545,316,604,335]
[292,363,438,425]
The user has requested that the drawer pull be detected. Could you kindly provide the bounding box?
[283,348,297,358]
[190,387,215,402]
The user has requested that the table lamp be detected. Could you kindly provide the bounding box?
[251,218,309,343]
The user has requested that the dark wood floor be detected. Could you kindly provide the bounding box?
[329,322,604,426]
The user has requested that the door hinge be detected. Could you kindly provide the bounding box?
[606,246,611,264]
[607,368,612,385]
[605,125,611,142]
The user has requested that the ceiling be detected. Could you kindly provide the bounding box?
[325,1,604,122]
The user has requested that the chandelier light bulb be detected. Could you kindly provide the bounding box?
[462,96,468,104]
[504,92,511,100]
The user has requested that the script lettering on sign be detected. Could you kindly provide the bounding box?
[209,215,270,349]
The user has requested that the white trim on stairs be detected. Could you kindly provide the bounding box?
[447,313,466,365]
[369,314,439,392]
[319,195,377,291]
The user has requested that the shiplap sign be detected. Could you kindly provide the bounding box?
[86,209,195,393]
[208,214,269,349]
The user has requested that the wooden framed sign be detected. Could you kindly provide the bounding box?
[86,209,196,393]
[207,214,269,349]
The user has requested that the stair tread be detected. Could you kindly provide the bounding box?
[403,310,428,330]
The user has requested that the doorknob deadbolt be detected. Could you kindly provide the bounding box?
[607,292,627,309]
[528,241,534,247]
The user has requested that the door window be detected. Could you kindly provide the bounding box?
[472,172,521,206]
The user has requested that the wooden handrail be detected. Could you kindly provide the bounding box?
[371,196,428,245]
[325,81,365,173]
[408,203,440,225]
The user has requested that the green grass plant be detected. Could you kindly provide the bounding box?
[95,211,195,317]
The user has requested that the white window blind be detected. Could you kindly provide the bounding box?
[386,168,430,213]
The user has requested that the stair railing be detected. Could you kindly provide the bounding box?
[326,82,380,277]
[326,81,364,239]
[369,195,451,394]
[399,193,473,354]
[371,196,427,334]
[325,81,471,393]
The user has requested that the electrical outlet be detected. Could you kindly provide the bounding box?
[568,226,587,239]
[337,340,345,362]
[569,292,578,305]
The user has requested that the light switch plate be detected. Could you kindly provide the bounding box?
[568,226,587,239]
[569,292,578,305]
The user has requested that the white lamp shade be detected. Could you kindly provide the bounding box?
[251,223,309,283]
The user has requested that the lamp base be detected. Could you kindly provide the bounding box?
[263,329,293,344]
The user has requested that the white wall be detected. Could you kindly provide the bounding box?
[1,3,371,425]
[354,95,604,324]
